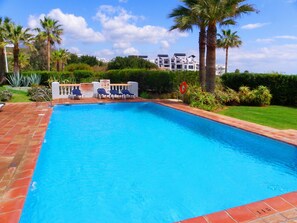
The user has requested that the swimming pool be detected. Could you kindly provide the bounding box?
[20,102,297,223]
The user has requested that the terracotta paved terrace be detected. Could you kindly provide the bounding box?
[0,98,296,223]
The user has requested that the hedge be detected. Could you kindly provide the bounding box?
[221,73,297,106]
[99,69,199,93]
[5,69,199,94]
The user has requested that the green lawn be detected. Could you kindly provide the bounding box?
[218,106,297,130]
[0,86,31,103]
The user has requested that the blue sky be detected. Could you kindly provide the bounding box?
[1,0,297,73]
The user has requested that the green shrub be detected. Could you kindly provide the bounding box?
[140,92,152,99]
[252,85,272,106]
[0,90,13,101]
[238,86,272,106]
[221,73,297,105]
[183,85,221,111]
[238,86,253,105]
[65,63,92,72]
[214,78,239,105]
[215,88,240,105]
[27,86,52,101]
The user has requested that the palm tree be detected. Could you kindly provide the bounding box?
[35,16,63,71]
[4,22,34,75]
[217,29,242,73]
[52,49,70,72]
[168,0,207,89]
[193,0,256,93]
[0,17,11,82]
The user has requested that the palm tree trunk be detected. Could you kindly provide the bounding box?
[225,47,228,74]
[206,23,217,93]
[13,46,20,75]
[199,26,206,90]
[0,47,5,82]
[47,38,51,71]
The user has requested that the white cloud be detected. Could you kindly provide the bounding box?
[68,47,80,54]
[113,42,131,49]
[241,23,269,30]
[123,47,139,55]
[95,49,115,57]
[28,9,105,43]
[256,38,274,43]
[160,40,170,50]
[27,6,188,58]
[275,35,297,40]
[94,5,187,48]
[225,44,297,73]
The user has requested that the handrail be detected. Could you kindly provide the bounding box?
[110,84,130,86]
[59,84,80,86]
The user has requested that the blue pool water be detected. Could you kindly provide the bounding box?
[21,102,297,223]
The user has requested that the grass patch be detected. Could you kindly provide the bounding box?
[218,106,297,130]
[0,86,31,103]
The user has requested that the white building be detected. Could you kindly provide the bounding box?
[155,54,171,69]
[154,53,225,75]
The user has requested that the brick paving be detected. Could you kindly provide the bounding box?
[0,99,296,223]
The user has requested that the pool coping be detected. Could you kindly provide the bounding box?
[0,99,296,223]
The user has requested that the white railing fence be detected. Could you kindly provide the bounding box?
[52,80,138,99]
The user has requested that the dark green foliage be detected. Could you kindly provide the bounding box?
[73,70,93,83]
[67,54,103,66]
[79,55,101,66]
[0,90,13,101]
[67,53,80,64]
[99,69,198,94]
[100,69,173,93]
[29,39,47,70]
[27,85,52,101]
[221,73,297,105]
[107,57,158,70]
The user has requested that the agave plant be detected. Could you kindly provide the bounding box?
[7,73,23,87]
[29,73,41,85]
[22,76,31,87]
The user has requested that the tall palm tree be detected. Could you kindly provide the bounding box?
[4,22,34,75]
[217,29,242,73]
[0,17,11,82]
[168,0,207,89]
[52,49,70,72]
[193,0,256,93]
[35,17,63,71]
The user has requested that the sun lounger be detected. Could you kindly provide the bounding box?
[97,88,109,99]
[110,89,122,99]
[69,88,83,99]
[121,89,135,99]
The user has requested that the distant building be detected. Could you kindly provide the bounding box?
[154,53,225,75]
[128,55,149,61]
[155,54,171,69]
